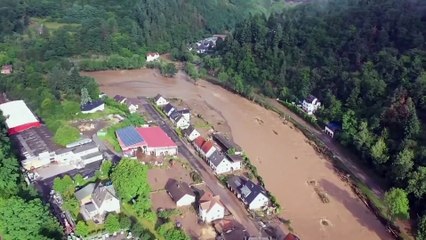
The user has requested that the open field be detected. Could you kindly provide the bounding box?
[147,160,194,191]
[83,69,392,240]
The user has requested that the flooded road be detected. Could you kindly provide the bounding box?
[83,69,391,240]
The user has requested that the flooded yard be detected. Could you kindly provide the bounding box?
[83,69,391,240]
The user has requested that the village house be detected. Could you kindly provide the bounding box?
[81,100,105,114]
[113,95,127,104]
[163,103,176,117]
[75,182,120,223]
[165,179,195,207]
[324,121,342,138]
[208,151,241,175]
[126,98,140,114]
[227,176,269,210]
[198,191,225,223]
[302,95,321,115]
[177,109,190,122]
[170,111,190,130]
[116,126,178,157]
[146,52,160,62]
[193,136,217,159]
[183,125,200,142]
[154,94,168,106]
[1,64,12,75]
[212,133,243,155]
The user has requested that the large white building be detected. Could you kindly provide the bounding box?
[302,95,321,115]
[0,100,41,135]
[146,52,160,62]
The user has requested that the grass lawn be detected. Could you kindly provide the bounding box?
[86,220,105,235]
[121,203,164,240]
[31,17,80,30]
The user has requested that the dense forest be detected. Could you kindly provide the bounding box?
[202,0,426,236]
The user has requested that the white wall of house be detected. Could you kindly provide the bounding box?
[302,99,320,115]
[204,147,217,159]
[248,193,269,210]
[22,153,51,170]
[199,203,225,223]
[128,104,139,113]
[176,194,195,207]
[181,113,190,122]
[82,104,105,114]
[166,108,175,116]
[176,118,190,130]
[75,147,99,158]
[187,130,200,142]
[155,97,168,106]
[212,159,231,175]
[145,146,177,156]
[147,54,160,62]
[230,161,241,171]
[82,154,103,164]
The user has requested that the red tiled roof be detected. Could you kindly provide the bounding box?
[201,141,214,154]
[193,136,206,148]
[283,233,300,240]
[136,127,176,148]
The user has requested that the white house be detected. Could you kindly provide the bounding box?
[154,94,168,106]
[146,52,160,62]
[126,98,140,114]
[193,137,217,159]
[1,65,12,75]
[199,192,225,223]
[228,176,269,210]
[165,179,195,207]
[75,183,120,223]
[170,112,190,130]
[208,151,234,175]
[163,103,176,117]
[178,109,190,122]
[183,125,200,142]
[302,95,321,115]
[81,100,105,114]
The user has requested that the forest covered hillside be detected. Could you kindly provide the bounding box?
[208,0,426,235]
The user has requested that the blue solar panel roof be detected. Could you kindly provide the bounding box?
[116,126,144,147]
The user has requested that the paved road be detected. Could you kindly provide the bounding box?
[268,99,386,197]
[143,103,263,237]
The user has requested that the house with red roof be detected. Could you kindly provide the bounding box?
[146,52,160,62]
[193,136,217,159]
[116,126,177,157]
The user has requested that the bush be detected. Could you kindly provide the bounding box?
[105,214,120,233]
[53,125,80,146]
[75,221,89,237]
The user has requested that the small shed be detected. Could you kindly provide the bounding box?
[324,122,342,138]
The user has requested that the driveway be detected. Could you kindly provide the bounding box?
[142,102,262,237]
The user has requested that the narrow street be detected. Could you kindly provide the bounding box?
[143,102,263,237]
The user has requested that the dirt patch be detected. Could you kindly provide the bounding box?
[84,68,392,240]
[148,160,193,191]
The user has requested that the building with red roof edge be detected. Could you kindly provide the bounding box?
[0,100,41,134]
[116,126,177,157]
[193,136,216,159]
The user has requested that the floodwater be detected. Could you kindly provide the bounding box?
[83,69,391,240]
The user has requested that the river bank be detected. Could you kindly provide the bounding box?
[83,68,391,240]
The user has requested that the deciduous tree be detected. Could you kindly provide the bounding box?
[383,188,409,221]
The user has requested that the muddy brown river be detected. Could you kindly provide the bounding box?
[83,69,391,240]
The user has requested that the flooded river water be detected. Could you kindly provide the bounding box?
[83,69,391,240]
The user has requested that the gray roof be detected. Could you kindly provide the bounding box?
[55,147,73,155]
[126,98,141,106]
[305,95,317,104]
[92,183,117,208]
[84,202,97,213]
[227,176,267,205]
[163,103,175,113]
[12,125,60,157]
[81,152,103,160]
[170,111,182,121]
[75,183,96,201]
[81,100,104,111]
[226,153,243,163]
[212,133,242,152]
[178,109,190,114]
[73,142,98,154]
[165,179,194,202]
[208,151,227,167]
[183,125,196,136]
[154,94,164,101]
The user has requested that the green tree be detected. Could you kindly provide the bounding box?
[407,167,426,199]
[105,214,121,233]
[73,174,86,187]
[160,63,177,77]
[53,175,75,197]
[370,136,390,165]
[340,110,358,146]
[383,188,410,221]
[418,215,426,240]
[99,160,113,179]
[392,148,414,181]
[80,87,92,106]
[111,159,151,201]
[119,215,131,230]
[75,221,89,237]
